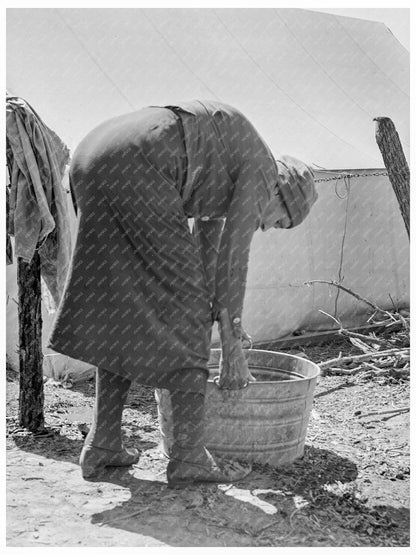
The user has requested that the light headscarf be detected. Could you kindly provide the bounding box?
[275,155,318,228]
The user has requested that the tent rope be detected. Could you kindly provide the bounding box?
[313,171,389,183]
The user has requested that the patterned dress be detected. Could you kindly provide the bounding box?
[47,100,278,392]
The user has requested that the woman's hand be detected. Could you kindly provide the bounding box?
[211,302,253,349]
[231,318,253,349]
[217,308,255,389]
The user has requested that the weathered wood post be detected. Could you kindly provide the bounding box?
[374,117,410,238]
[7,95,70,434]
[17,251,45,431]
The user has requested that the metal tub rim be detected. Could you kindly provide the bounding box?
[207,348,320,385]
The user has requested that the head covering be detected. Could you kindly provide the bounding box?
[275,155,318,228]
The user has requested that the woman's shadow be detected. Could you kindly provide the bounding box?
[11,433,409,546]
[52,441,364,546]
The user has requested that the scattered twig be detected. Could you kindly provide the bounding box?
[381,412,409,422]
[346,331,391,348]
[318,309,342,329]
[253,521,278,536]
[308,280,409,337]
[314,383,355,398]
[357,407,409,419]
[388,293,399,313]
[348,336,375,354]
[390,312,409,330]
[366,310,378,323]
[324,366,366,376]
[363,358,392,369]
[361,361,383,373]
[99,507,149,526]
[318,310,396,352]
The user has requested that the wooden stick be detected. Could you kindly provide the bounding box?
[343,330,392,348]
[348,336,375,353]
[357,407,409,418]
[374,117,410,238]
[363,357,400,370]
[318,309,342,328]
[325,366,365,376]
[362,361,382,372]
[17,252,45,432]
[318,310,392,349]
[319,348,409,370]
[381,412,409,422]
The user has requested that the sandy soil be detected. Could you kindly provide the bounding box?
[6,337,410,547]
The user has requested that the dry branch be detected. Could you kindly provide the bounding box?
[325,366,366,376]
[357,407,409,418]
[318,309,395,354]
[347,332,386,347]
[348,336,375,353]
[306,280,395,320]
[319,348,409,370]
[362,361,383,372]
[308,282,410,380]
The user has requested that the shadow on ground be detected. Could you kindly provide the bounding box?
[82,446,407,547]
[9,433,409,547]
[11,429,158,466]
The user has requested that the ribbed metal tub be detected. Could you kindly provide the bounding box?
[155,349,320,466]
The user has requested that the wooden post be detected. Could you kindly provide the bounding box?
[374,117,410,238]
[17,251,45,431]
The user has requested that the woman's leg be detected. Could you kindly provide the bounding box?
[84,367,131,450]
[166,372,252,487]
[79,367,139,479]
[169,390,206,462]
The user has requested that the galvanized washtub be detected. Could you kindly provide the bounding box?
[155,349,320,467]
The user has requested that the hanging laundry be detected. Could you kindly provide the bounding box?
[6,95,72,310]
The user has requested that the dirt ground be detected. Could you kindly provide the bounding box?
[6,336,411,547]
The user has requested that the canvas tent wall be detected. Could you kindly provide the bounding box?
[6,8,409,167]
[6,8,409,378]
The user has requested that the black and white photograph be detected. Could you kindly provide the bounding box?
[5,2,411,548]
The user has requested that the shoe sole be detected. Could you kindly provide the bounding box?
[80,447,140,479]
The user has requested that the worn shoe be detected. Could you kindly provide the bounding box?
[167,447,252,488]
[79,444,140,479]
